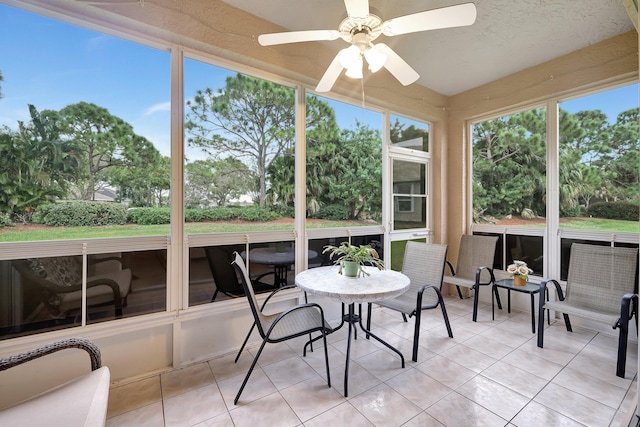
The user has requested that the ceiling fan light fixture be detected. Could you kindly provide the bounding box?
[364,45,387,73]
[344,56,363,79]
[338,45,360,69]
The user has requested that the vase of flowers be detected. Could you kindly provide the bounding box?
[322,242,384,278]
[507,260,532,286]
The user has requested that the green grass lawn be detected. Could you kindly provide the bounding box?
[0,218,374,242]
[0,217,636,243]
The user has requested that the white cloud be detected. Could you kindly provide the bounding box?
[143,101,170,116]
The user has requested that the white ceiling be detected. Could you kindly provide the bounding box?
[221,0,634,95]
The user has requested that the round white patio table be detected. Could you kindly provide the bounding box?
[295,265,410,397]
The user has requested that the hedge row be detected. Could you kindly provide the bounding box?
[33,201,128,226]
[587,201,639,222]
[127,206,281,225]
[24,202,359,228]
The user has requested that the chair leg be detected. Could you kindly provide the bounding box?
[537,291,545,348]
[366,303,372,339]
[412,310,421,362]
[234,339,267,405]
[493,286,503,310]
[322,330,331,388]
[472,286,480,322]
[617,320,629,378]
[115,299,123,318]
[563,314,572,332]
[456,285,463,299]
[439,301,453,339]
[402,313,408,322]
[616,296,634,378]
[211,289,218,303]
[235,322,256,363]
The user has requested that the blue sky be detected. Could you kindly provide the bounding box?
[1,4,637,160]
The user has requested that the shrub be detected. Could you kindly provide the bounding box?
[273,205,295,218]
[41,201,127,226]
[312,204,352,221]
[587,201,639,222]
[128,207,171,225]
[31,204,55,224]
[237,206,280,222]
[0,212,14,228]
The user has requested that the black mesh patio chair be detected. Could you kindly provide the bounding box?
[230,252,332,404]
[366,241,453,362]
[537,243,639,378]
[442,234,500,321]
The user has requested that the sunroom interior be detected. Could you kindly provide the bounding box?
[0,0,638,424]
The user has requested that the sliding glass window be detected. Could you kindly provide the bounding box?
[0,4,170,338]
[183,57,296,305]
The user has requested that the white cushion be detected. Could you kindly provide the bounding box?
[0,366,110,427]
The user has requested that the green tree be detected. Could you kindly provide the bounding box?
[185,74,296,207]
[472,108,547,218]
[185,157,255,207]
[601,108,639,201]
[330,123,382,219]
[107,154,170,207]
[271,120,382,220]
[0,105,78,217]
[58,102,159,201]
[268,95,341,212]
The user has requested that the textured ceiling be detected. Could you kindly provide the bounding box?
[221,0,634,95]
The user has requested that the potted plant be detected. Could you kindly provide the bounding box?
[322,242,384,278]
[507,260,533,286]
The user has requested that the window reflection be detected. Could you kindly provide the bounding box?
[0,249,166,339]
[390,115,430,152]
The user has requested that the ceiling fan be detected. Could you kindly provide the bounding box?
[258,0,477,92]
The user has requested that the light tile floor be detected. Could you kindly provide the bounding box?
[106,296,638,427]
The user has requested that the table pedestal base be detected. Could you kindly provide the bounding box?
[305,303,405,397]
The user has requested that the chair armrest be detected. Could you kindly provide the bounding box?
[416,285,443,310]
[618,293,638,327]
[0,338,102,372]
[445,260,455,276]
[541,279,564,301]
[259,285,297,312]
[474,266,495,287]
[86,278,122,300]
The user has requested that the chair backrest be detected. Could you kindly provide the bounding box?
[231,252,270,338]
[402,242,448,293]
[454,234,498,280]
[204,246,243,294]
[565,243,639,312]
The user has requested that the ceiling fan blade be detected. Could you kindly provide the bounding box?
[381,2,477,36]
[344,0,369,19]
[375,44,419,86]
[258,30,340,46]
[315,51,345,92]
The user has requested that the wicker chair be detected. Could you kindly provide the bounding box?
[442,234,500,321]
[0,338,110,426]
[230,252,332,405]
[537,243,639,378]
[366,241,453,362]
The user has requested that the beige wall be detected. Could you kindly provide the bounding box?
[444,30,638,267]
